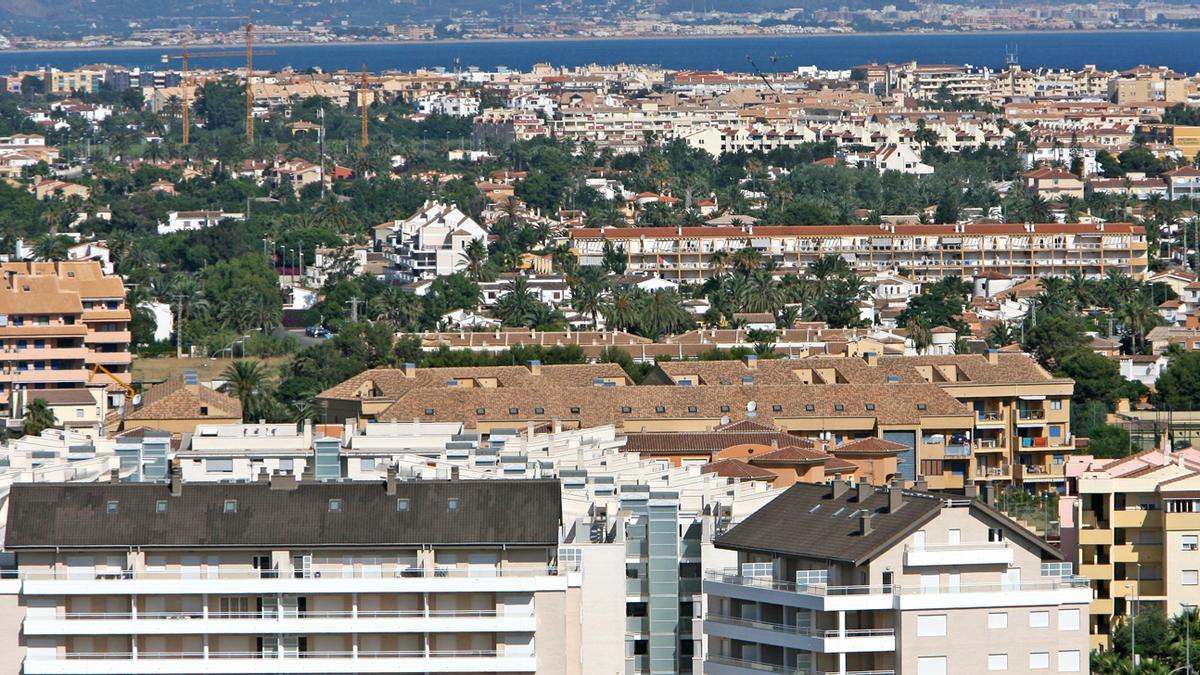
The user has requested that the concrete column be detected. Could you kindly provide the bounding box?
[202,634,209,659]
[351,592,357,619]
[838,610,846,638]
[202,594,208,619]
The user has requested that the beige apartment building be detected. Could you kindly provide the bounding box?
[317,351,1074,493]
[1064,447,1200,650]
[0,261,131,426]
[0,475,589,674]
[703,481,1092,674]
[568,222,1149,283]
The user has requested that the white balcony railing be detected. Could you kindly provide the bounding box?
[20,566,560,582]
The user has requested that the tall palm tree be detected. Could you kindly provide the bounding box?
[369,287,421,330]
[601,288,639,332]
[709,249,732,277]
[31,234,71,261]
[219,360,267,422]
[1117,296,1161,353]
[641,290,692,338]
[906,315,933,354]
[731,247,763,276]
[987,322,1016,348]
[570,267,607,329]
[463,238,489,281]
[738,269,784,314]
[1066,271,1095,311]
[495,276,539,327]
[1035,276,1073,316]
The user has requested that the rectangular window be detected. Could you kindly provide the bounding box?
[1059,608,1080,631]
[988,654,1008,671]
[916,656,947,675]
[988,612,1008,629]
[1184,534,1199,551]
[917,614,947,637]
[740,562,773,578]
[1030,610,1050,628]
[1058,650,1080,672]
[794,569,828,586]
[1030,652,1050,670]
[223,500,237,513]
[1051,399,1063,410]
[1183,570,1199,586]
[207,458,234,473]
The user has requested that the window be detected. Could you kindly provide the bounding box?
[805,404,815,412]
[988,654,1008,671]
[1184,534,1199,551]
[772,404,782,412]
[509,407,519,415]
[328,499,343,512]
[865,403,875,411]
[917,614,947,637]
[1058,650,1080,672]
[447,498,459,512]
[279,459,294,472]
[988,528,1005,542]
[559,547,582,570]
[105,500,118,514]
[794,569,828,586]
[570,406,580,414]
[1059,609,1080,631]
[988,612,1008,629]
[917,403,927,411]
[155,500,168,514]
[621,406,632,414]
[199,406,208,416]
[223,500,238,513]
[655,406,665,413]
[1042,562,1072,577]
[1051,399,1063,410]
[424,408,434,416]
[1030,610,1049,628]
[75,408,84,418]
[1183,570,1199,586]
[720,405,730,413]
[535,407,544,415]
[1030,652,1049,670]
[207,459,234,473]
[916,656,947,675]
[476,408,486,415]
[687,405,697,413]
[740,562,773,577]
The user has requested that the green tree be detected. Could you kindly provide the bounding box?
[22,398,57,435]
[1157,351,1200,411]
[1023,315,1091,369]
[1087,424,1132,458]
[219,360,267,422]
[1058,350,1130,410]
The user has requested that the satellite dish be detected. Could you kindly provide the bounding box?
[747,401,757,413]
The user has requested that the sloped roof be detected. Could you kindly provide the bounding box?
[125,377,242,421]
[702,458,778,480]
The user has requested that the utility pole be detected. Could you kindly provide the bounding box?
[346,296,360,322]
[318,107,326,199]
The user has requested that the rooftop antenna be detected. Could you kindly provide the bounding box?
[1005,44,1019,68]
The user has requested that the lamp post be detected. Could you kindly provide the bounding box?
[1132,562,1141,673]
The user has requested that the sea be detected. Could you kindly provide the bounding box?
[0,30,1196,74]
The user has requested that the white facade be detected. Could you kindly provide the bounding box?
[157,211,246,236]
[375,201,487,281]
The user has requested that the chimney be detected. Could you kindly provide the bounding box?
[830,480,850,499]
[913,479,928,491]
[985,348,999,365]
[856,481,871,502]
[527,359,542,376]
[863,351,878,367]
[109,468,120,484]
[402,362,417,379]
[269,471,299,490]
[887,479,903,513]
[169,464,183,497]
[859,512,874,536]
[743,354,758,370]
[450,465,460,481]
[303,419,314,447]
[256,467,269,483]
[963,482,978,499]
[386,465,398,495]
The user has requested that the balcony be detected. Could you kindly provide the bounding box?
[1112,509,1161,528]
[23,650,537,674]
[1078,528,1113,545]
[703,570,1091,612]
[1015,463,1067,482]
[703,614,895,654]
[18,566,569,597]
[904,542,1013,567]
[1079,564,1113,580]
[84,331,132,345]
[1017,409,1046,425]
[976,410,1005,426]
[1112,544,1163,564]
[974,464,1011,480]
[23,609,535,636]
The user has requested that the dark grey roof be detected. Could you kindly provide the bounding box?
[5,480,561,549]
[715,482,1062,564]
[714,483,943,565]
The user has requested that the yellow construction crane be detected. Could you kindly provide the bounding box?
[245,20,255,145]
[88,363,136,400]
[161,29,274,146]
[359,65,370,148]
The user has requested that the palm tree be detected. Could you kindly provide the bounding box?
[570,268,607,329]
[219,360,267,422]
[987,322,1016,348]
[709,249,732,277]
[1066,271,1096,311]
[738,269,784,314]
[641,290,692,338]
[731,247,763,276]
[31,233,71,261]
[1117,296,1161,353]
[495,276,539,327]
[22,398,57,436]
[369,287,421,329]
[601,287,639,332]
[1035,276,1073,316]
[463,239,489,281]
[906,315,933,354]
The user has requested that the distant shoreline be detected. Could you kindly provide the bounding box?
[4,28,1200,58]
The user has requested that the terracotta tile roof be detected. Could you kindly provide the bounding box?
[623,426,815,455]
[749,445,831,465]
[830,437,909,456]
[702,458,778,480]
[125,376,242,421]
[318,363,630,402]
[823,457,858,473]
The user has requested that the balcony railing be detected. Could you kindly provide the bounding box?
[20,566,560,581]
[705,614,894,640]
[51,609,504,620]
[705,569,1090,597]
[705,654,807,673]
[39,650,505,661]
[1018,409,1046,420]
[903,542,1009,553]
[976,411,1003,422]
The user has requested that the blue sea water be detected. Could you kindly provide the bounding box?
[0,31,1195,74]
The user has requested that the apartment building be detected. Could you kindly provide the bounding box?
[553,101,742,153]
[0,476,580,674]
[1062,447,1200,649]
[372,201,488,282]
[0,261,131,424]
[568,222,1150,283]
[316,352,1073,492]
[157,210,246,236]
[703,481,1092,675]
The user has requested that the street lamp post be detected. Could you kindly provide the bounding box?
[1132,562,1141,673]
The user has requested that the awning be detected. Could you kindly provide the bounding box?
[1018,395,1047,401]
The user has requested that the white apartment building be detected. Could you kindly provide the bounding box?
[704,481,1092,675]
[0,476,582,675]
[569,222,1150,283]
[553,101,742,153]
[373,201,487,282]
[416,93,480,117]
